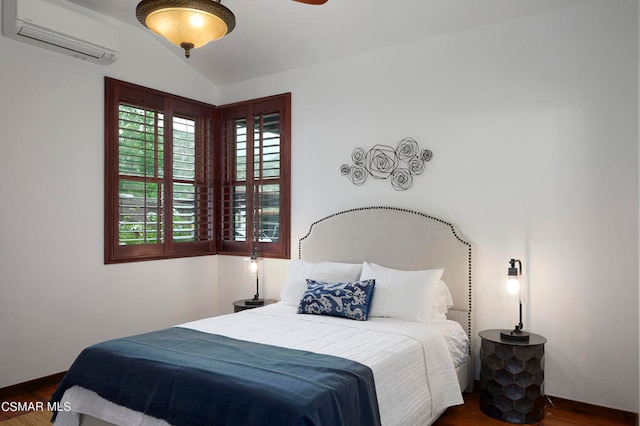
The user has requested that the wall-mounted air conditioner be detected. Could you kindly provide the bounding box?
[2,0,119,64]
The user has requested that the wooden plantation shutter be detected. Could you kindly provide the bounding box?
[116,101,165,248]
[105,79,289,263]
[105,78,215,263]
[217,93,291,259]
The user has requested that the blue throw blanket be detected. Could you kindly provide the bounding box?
[50,327,381,426]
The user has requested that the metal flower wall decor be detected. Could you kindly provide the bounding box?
[340,137,433,191]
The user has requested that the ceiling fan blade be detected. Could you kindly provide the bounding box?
[293,0,328,4]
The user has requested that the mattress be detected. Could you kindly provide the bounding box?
[54,303,467,426]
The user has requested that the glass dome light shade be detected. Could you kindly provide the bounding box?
[145,8,229,48]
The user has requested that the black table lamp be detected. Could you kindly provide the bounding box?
[245,247,264,306]
[500,258,530,342]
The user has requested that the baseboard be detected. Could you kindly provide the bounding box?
[547,394,638,426]
[0,372,66,400]
[473,380,638,426]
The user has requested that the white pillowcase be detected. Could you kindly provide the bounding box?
[434,280,454,320]
[280,260,362,307]
[360,262,445,323]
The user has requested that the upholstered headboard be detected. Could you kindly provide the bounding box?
[298,206,473,353]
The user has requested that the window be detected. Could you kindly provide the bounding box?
[104,78,290,263]
[217,94,291,259]
[105,78,215,263]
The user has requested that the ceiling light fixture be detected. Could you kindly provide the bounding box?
[136,0,235,58]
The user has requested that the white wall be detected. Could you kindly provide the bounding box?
[218,0,639,413]
[0,0,637,416]
[0,5,219,387]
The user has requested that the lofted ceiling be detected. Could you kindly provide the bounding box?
[64,0,594,87]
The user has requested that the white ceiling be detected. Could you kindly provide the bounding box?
[65,0,594,87]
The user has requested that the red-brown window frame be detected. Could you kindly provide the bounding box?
[104,78,216,263]
[216,93,291,259]
[104,78,291,263]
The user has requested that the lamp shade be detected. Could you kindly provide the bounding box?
[245,254,263,279]
[502,273,528,304]
[506,275,520,296]
[136,0,235,57]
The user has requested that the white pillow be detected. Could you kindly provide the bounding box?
[360,262,444,323]
[434,280,455,320]
[280,260,362,307]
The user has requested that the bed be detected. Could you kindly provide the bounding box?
[51,206,474,426]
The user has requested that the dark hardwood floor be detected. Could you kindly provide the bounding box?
[0,383,58,421]
[0,380,636,425]
[434,390,636,426]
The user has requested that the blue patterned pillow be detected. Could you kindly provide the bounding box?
[297,279,376,321]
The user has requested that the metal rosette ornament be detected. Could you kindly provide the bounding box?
[340,137,433,191]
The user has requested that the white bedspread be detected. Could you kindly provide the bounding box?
[56,303,464,426]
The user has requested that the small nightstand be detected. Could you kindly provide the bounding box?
[233,298,277,313]
[478,329,547,424]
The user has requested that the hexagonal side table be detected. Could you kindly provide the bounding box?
[479,329,547,424]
